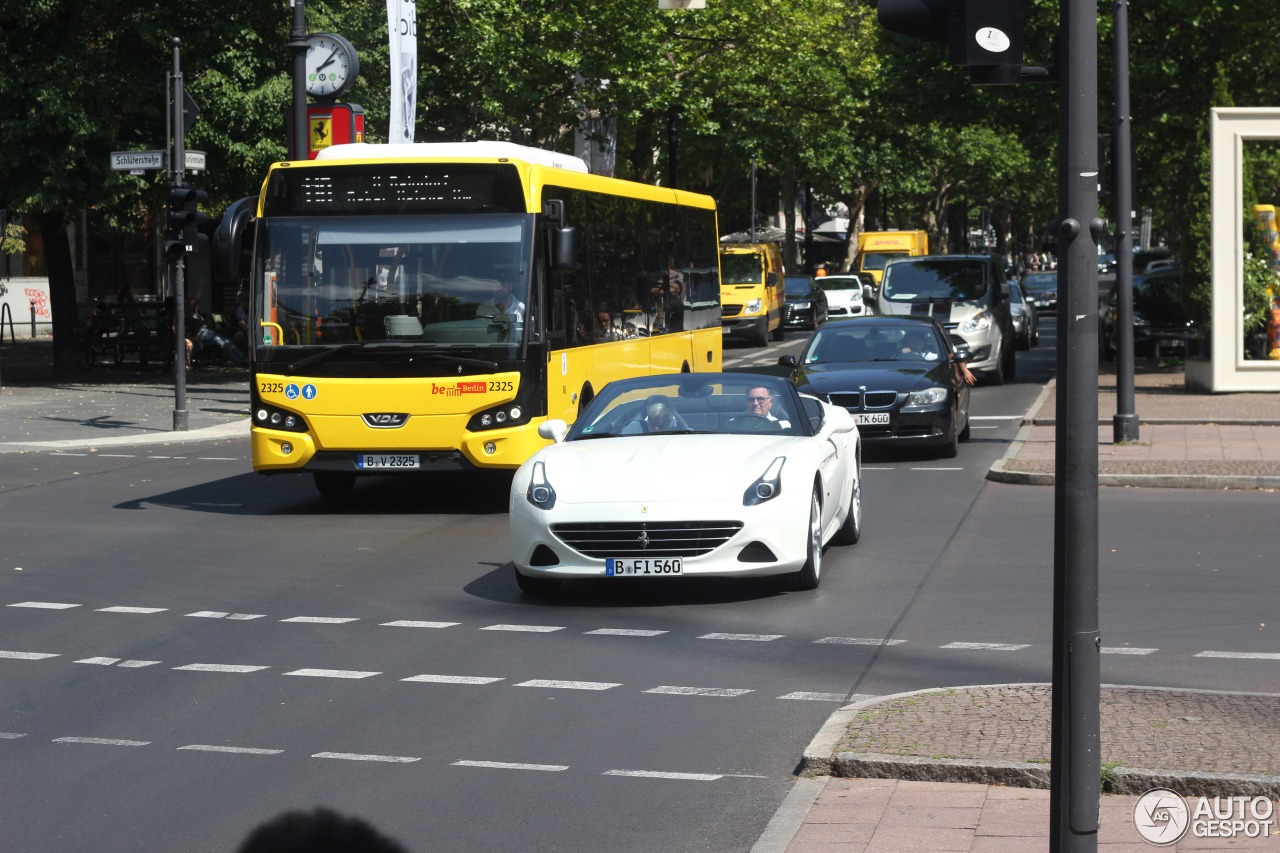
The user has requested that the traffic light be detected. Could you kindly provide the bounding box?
[164,183,210,257]
[877,0,1024,85]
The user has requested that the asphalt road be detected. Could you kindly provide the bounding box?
[2,315,1277,852]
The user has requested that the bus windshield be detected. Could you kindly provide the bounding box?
[256,213,534,350]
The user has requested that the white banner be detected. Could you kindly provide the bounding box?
[387,0,418,144]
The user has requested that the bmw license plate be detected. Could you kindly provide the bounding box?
[854,413,891,425]
[606,558,683,576]
[356,454,420,469]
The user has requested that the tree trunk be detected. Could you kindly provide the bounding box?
[39,211,82,381]
[627,113,657,185]
[838,184,875,273]
[781,164,797,269]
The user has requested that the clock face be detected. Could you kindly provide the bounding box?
[306,33,358,99]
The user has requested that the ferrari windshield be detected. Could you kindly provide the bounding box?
[569,374,803,438]
[255,213,533,349]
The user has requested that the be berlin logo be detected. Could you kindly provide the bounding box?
[1133,787,1277,845]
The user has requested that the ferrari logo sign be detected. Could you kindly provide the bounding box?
[309,116,333,153]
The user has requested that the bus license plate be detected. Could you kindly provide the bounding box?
[606,558,683,576]
[854,413,890,425]
[356,454,420,469]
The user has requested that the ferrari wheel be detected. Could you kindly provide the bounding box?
[793,488,823,590]
[831,469,861,546]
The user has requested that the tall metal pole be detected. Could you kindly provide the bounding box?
[289,0,309,161]
[750,156,758,242]
[1112,0,1138,443]
[171,37,188,431]
[1050,0,1101,849]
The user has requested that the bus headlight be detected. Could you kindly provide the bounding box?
[468,402,530,431]
[254,402,309,433]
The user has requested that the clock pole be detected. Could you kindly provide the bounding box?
[170,37,188,431]
[288,0,309,161]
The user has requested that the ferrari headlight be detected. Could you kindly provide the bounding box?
[746,298,763,314]
[904,387,948,408]
[744,456,785,506]
[961,311,993,333]
[526,460,556,510]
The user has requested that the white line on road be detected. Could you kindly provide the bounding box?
[281,616,359,624]
[402,674,504,685]
[118,660,160,667]
[585,628,668,637]
[76,657,121,666]
[314,752,420,763]
[515,679,621,691]
[97,454,136,458]
[0,651,60,660]
[382,620,460,629]
[603,769,723,781]
[698,633,784,642]
[942,642,1031,651]
[54,737,150,747]
[1194,651,1280,661]
[815,637,906,646]
[227,613,265,620]
[285,669,381,679]
[1101,647,1158,655]
[481,624,565,633]
[644,686,753,697]
[179,744,284,755]
[779,692,846,702]
[188,611,230,618]
[452,760,568,772]
[8,601,80,609]
[0,732,27,739]
[96,606,168,614]
[174,663,270,673]
[197,457,239,461]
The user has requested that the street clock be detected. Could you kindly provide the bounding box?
[305,32,360,100]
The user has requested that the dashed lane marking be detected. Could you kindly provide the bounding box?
[8,602,80,610]
[0,732,27,739]
[188,611,266,620]
[1101,647,1158,655]
[604,769,722,781]
[314,752,420,763]
[402,674,504,685]
[285,668,381,679]
[97,454,136,458]
[645,686,753,697]
[515,679,621,691]
[179,744,284,755]
[452,760,568,772]
[816,637,905,646]
[173,663,270,673]
[942,642,1031,651]
[118,660,161,667]
[76,657,121,665]
[53,737,150,747]
[73,656,160,667]
[281,616,359,624]
[0,651,60,660]
[698,633,783,642]
[1194,650,1280,661]
[779,692,846,702]
[197,457,239,461]
[96,606,167,614]
[481,624,565,633]
[382,620,460,629]
[585,628,668,637]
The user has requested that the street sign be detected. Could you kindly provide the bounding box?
[182,90,200,136]
[110,150,165,171]
[184,150,206,171]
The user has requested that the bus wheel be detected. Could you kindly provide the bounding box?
[314,472,356,496]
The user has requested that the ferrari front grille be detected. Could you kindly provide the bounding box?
[551,521,744,558]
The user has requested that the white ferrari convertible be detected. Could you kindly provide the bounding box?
[509,373,862,593]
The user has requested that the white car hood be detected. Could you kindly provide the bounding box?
[538,434,797,504]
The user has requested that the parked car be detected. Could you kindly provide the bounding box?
[783,275,829,330]
[781,316,972,458]
[818,273,873,319]
[1009,282,1039,349]
[1101,270,1198,359]
[509,372,862,593]
[877,254,1016,385]
[1019,271,1057,312]
[1132,247,1173,274]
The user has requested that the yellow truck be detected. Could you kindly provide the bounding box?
[855,230,929,285]
[719,242,786,346]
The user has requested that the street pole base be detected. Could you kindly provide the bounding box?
[173,409,189,432]
[1112,412,1139,444]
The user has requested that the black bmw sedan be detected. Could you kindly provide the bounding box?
[780,316,973,458]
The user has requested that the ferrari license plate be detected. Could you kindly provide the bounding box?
[356,453,420,469]
[606,558,683,576]
[854,413,891,425]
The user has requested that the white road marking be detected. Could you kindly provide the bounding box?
[969,415,1025,420]
[285,669,381,679]
[54,737,149,746]
[779,692,846,702]
[228,613,265,620]
[188,611,229,618]
[281,616,359,624]
[402,674,504,685]
[314,752,420,763]
[911,467,963,471]
[971,426,1000,430]
[76,657,121,666]
[0,732,27,739]
[515,679,621,691]
[98,454,136,458]
[604,769,723,781]
[197,457,238,461]
[816,637,905,646]
[118,660,160,668]
[382,620,460,629]
[1194,651,1280,661]
[585,628,668,637]
[481,624,564,633]
[645,686,753,697]
[1101,647,1158,655]
[8,601,80,610]
[174,663,270,673]
[96,606,167,614]
[861,467,896,470]
[942,642,1030,651]
[698,633,784,642]
[179,744,284,755]
[452,760,568,772]
[0,651,59,660]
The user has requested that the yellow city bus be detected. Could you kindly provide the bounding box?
[213,142,722,495]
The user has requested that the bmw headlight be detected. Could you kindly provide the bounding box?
[904,387,948,408]
[961,311,993,333]
[746,298,763,314]
[526,460,556,510]
[744,456,785,506]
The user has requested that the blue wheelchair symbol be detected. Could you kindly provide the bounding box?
[285,384,300,400]
[302,384,317,400]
